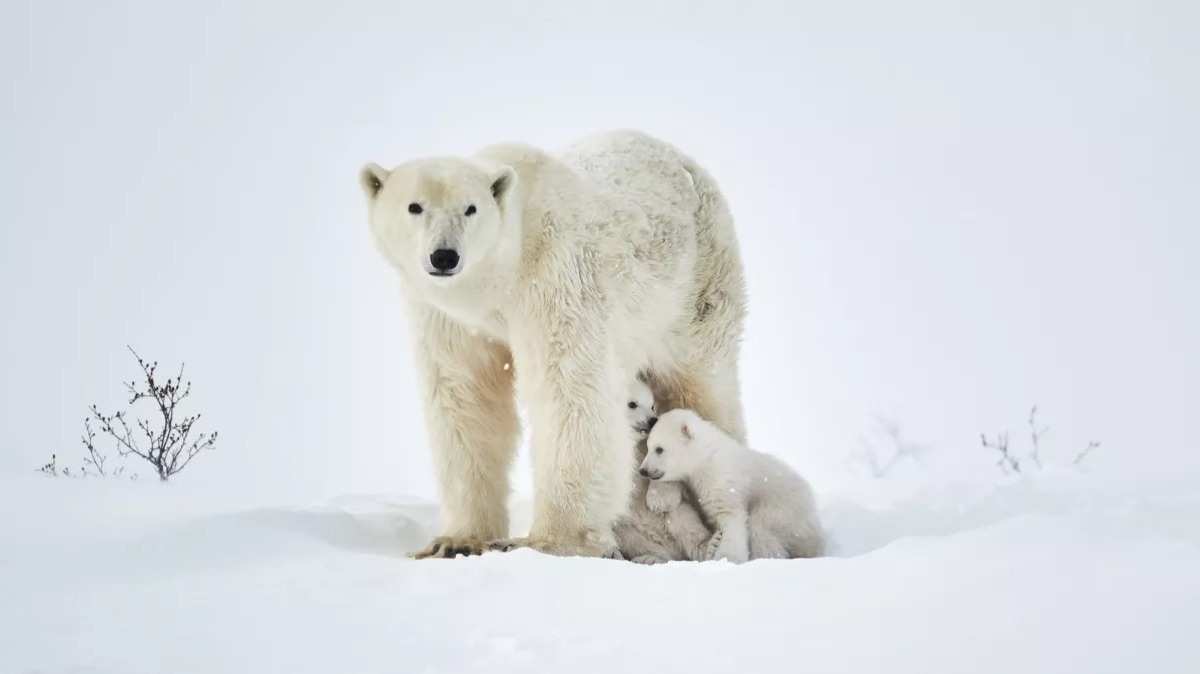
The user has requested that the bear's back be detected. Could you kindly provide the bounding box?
[558,130,701,216]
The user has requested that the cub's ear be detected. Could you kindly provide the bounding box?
[490,165,517,203]
[359,163,389,200]
[681,423,692,441]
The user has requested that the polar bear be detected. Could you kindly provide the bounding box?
[640,409,824,562]
[613,375,716,563]
[360,130,746,558]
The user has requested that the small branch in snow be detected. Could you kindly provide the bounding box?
[1073,440,1101,466]
[1028,405,1049,469]
[851,417,928,478]
[980,406,1101,474]
[981,431,1020,474]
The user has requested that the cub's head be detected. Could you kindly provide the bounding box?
[639,409,706,481]
[359,158,517,286]
[626,374,658,436]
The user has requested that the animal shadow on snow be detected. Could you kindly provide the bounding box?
[104,498,439,578]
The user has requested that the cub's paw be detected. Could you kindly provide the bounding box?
[702,530,725,561]
[631,554,669,565]
[645,481,684,514]
[410,536,487,560]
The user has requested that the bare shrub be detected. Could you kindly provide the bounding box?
[980,431,1021,474]
[39,347,217,482]
[982,405,1100,474]
[854,417,927,478]
[38,454,60,477]
[88,347,218,481]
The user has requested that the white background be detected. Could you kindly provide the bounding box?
[3,0,1197,499]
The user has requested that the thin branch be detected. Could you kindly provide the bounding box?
[1028,405,1049,469]
[80,418,107,476]
[1073,440,1100,466]
[981,431,1020,474]
[38,453,58,477]
[857,417,926,478]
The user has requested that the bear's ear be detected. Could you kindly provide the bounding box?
[490,165,517,204]
[359,163,389,200]
[681,423,692,441]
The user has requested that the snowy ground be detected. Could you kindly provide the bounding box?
[4,470,1197,674]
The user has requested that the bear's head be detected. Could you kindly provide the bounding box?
[626,373,658,436]
[639,409,708,481]
[360,158,517,287]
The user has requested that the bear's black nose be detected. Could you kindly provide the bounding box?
[429,249,460,273]
[638,468,651,478]
[647,416,658,430]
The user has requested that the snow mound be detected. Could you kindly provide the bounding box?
[3,473,1197,674]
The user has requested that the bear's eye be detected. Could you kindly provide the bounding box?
[464,204,476,216]
[408,203,423,215]
[627,401,637,409]
[655,447,664,455]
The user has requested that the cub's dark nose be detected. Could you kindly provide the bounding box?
[429,249,460,273]
[647,416,658,430]
[638,468,651,478]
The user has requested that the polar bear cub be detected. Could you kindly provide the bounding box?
[624,373,659,436]
[640,409,824,563]
[613,377,717,563]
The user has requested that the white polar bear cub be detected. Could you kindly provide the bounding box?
[613,376,716,563]
[641,409,824,562]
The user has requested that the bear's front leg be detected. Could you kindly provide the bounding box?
[409,307,519,559]
[522,372,628,557]
[509,294,631,558]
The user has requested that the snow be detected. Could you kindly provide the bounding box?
[5,471,1198,674]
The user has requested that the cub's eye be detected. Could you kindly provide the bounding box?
[627,401,637,409]
[464,204,476,216]
[655,447,664,455]
[408,203,423,215]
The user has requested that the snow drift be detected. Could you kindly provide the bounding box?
[4,470,1197,674]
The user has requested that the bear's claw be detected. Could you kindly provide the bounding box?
[410,536,487,559]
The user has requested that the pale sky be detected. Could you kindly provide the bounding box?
[2,1,1197,499]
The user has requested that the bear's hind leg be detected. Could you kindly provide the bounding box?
[747,511,789,560]
[650,366,746,444]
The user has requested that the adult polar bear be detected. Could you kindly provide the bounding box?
[360,131,747,558]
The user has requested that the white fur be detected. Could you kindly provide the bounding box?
[614,376,715,563]
[362,131,747,558]
[641,409,824,563]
